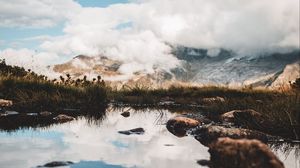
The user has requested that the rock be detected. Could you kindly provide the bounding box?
[202,96,225,104]
[0,99,13,107]
[40,111,52,117]
[121,111,130,117]
[53,114,75,123]
[38,161,74,167]
[231,109,281,133]
[221,110,236,122]
[166,116,200,137]
[221,109,263,123]
[207,137,284,168]
[192,125,268,146]
[118,127,145,135]
[158,100,175,106]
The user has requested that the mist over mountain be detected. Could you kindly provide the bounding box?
[53,45,300,88]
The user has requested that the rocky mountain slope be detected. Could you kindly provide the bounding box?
[52,46,300,89]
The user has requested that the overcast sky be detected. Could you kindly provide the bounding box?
[0,0,299,74]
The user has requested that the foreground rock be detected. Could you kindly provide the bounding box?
[0,99,13,107]
[166,116,200,137]
[118,127,145,135]
[193,125,268,146]
[53,114,75,123]
[202,137,284,168]
[38,161,74,167]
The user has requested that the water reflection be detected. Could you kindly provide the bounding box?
[0,108,209,168]
[269,142,300,168]
[0,107,299,168]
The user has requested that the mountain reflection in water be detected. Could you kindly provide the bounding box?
[0,107,298,168]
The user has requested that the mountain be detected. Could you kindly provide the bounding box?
[52,46,300,89]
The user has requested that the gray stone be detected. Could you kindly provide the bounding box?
[118,127,145,135]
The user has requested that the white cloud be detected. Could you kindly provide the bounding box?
[0,0,81,28]
[0,0,299,77]
[41,0,299,65]
[0,48,63,77]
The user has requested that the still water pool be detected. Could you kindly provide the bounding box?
[0,108,298,168]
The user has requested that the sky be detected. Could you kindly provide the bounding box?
[0,0,299,75]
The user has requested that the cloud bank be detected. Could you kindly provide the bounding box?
[0,0,299,75]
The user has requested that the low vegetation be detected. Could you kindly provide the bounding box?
[110,84,300,139]
[0,59,107,112]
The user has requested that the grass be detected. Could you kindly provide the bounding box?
[109,85,300,139]
[0,59,107,112]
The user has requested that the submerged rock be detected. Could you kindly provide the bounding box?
[53,114,75,123]
[120,111,130,117]
[193,125,268,146]
[0,99,13,107]
[207,137,284,168]
[166,116,200,137]
[118,127,145,135]
[38,161,74,167]
[40,111,52,117]
[202,97,225,104]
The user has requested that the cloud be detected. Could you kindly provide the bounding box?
[0,0,299,77]
[42,0,299,62]
[0,48,62,77]
[0,0,81,28]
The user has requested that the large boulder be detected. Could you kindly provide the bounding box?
[206,137,284,168]
[166,116,201,137]
[53,114,75,123]
[193,125,268,146]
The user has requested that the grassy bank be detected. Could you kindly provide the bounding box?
[0,59,107,112]
[109,85,300,139]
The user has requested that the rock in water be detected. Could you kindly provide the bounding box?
[193,125,268,146]
[38,161,74,167]
[53,114,75,123]
[118,127,145,135]
[221,109,281,133]
[0,99,13,107]
[40,111,52,117]
[202,97,225,104]
[166,116,200,137]
[221,109,262,123]
[121,111,130,117]
[208,138,284,168]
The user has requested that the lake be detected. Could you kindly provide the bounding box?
[0,107,299,168]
